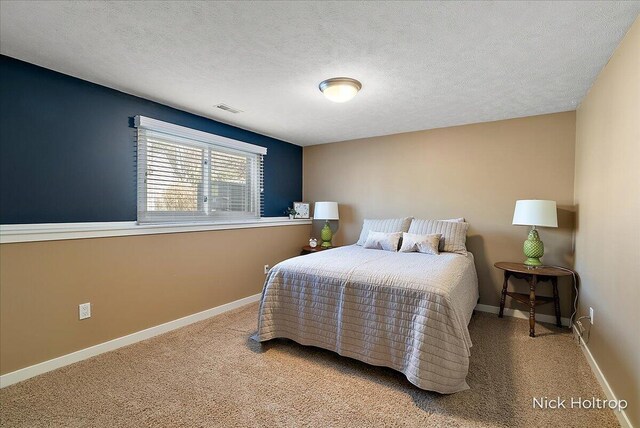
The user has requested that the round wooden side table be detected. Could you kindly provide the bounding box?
[494,262,573,337]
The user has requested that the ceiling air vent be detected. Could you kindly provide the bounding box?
[215,104,243,114]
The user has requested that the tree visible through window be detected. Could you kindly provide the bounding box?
[147,140,203,212]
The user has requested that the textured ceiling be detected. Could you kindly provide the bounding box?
[1,1,639,146]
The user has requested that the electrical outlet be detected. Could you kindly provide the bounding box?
[589,307,594,325]
[79,302,91,320]
[264,265,270,275]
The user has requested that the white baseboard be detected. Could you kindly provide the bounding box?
[475,303,571,327]
[480,305,632,426]
[572,326,633,428]
[0,293,261,388]
[3,297,630,428]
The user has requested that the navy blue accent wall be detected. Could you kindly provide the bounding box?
[0,55,302,224]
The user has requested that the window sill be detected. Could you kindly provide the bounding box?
[0,217,312,244]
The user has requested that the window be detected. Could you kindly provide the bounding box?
[135,116,266,223]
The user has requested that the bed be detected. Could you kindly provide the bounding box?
[254,244,479,393]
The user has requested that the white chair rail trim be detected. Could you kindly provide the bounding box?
[0,217,311,244]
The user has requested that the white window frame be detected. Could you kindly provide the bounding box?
[135,116,266,224]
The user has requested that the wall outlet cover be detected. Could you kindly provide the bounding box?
[79,302,91,320]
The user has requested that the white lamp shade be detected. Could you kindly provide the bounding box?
[512,200,558,227]
[313,201,339,220]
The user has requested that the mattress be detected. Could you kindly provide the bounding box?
[254,245,479,393]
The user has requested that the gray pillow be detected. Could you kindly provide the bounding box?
[363,231,403,252]
[399,232,442,255]
[356,217,413,246]
[408,219,469,255]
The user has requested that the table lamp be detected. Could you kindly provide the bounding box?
[314,202,339,248]
[512,200,558,266]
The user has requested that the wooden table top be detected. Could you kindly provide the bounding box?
[494,262,573,277]
[302,245,334,252]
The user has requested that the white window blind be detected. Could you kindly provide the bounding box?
[135,116,266,223]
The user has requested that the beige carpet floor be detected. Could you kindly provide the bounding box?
[0,303,619,428]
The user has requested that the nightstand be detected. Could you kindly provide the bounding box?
[300,245,337,255]
[494,262,573,337]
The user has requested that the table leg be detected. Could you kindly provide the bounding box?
[552,277,561,327]
[499,271,509,318]
[529,275,537,337]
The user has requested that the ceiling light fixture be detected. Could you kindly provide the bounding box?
[319,77,362,103]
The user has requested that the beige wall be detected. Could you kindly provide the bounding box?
[304,112,576,316]
[0,225,310,374]
[575,18,639,427]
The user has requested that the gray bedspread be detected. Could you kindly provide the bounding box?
[254,245,479,393]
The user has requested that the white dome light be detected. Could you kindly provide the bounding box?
[319,77,362,103]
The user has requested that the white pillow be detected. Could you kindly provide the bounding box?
[363,231,402,252]
[356,217,413,246]
[442,217,465,223]
[408,219,469,255]
[399,232,442,255]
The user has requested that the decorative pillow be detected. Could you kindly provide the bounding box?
[399,232,442,255]
[356,217,413,246]
[408,219,469,255]
[442,217,465,223]
[363,231,402,252]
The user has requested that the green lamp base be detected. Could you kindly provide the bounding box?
[524,257,543,267]
[320,221,333,248]
[523,228,544,266]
